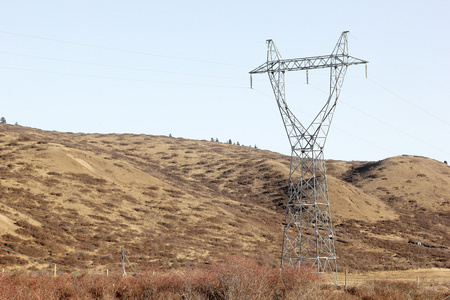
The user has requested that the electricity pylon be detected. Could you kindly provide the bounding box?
[249,31,367,284]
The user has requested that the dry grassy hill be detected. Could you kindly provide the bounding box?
[0,124,448,274]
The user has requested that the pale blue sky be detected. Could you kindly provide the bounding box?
[1,1,449,162]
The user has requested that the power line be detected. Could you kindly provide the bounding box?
[251,85,395,156]
[0,50,247,81]
[270,88,397,157]
[0,30,249,68]
[2,29,447,160]
[349,33,405,68]
[330,125,396,157]
[252,81,448,158]
[308,81,450,155]
[350,33,450,101]
[0,66,248,89]
[340,100,450,156]
[288,103,396,157]
[367,78,450,128]
[312,77,450,131]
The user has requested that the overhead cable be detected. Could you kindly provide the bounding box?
[367,78,450,128]
[0,66,247,89]
[0,30,249,68]
[340,100,450,156]
[0,50,247,81]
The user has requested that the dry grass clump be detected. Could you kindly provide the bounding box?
[0,256,325,299]
[346,280,448,300]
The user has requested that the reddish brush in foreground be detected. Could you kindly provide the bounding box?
[0,256,446,299]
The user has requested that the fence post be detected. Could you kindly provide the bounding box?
[344,269,348,290]
[53,264,57,277]
[122,249,127,277]
[417,276,420,288]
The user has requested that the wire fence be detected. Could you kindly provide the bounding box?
[1,244,448,288]
[0,246,135,278]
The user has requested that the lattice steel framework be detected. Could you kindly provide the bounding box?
[249,31,367,284]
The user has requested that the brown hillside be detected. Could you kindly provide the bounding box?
[0,125,448,273]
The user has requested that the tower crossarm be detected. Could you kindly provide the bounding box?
[249,54,367,74]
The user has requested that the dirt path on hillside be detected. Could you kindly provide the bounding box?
[335,268,450,286]
[0,214,18,235]
[67,154,118,184]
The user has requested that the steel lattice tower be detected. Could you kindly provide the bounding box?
[249,31,367,284]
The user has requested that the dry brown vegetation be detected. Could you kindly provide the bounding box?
[0,256,447,299]
[0,256,327,299]
[0,124,448,288]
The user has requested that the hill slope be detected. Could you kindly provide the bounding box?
[0,125,448,273]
